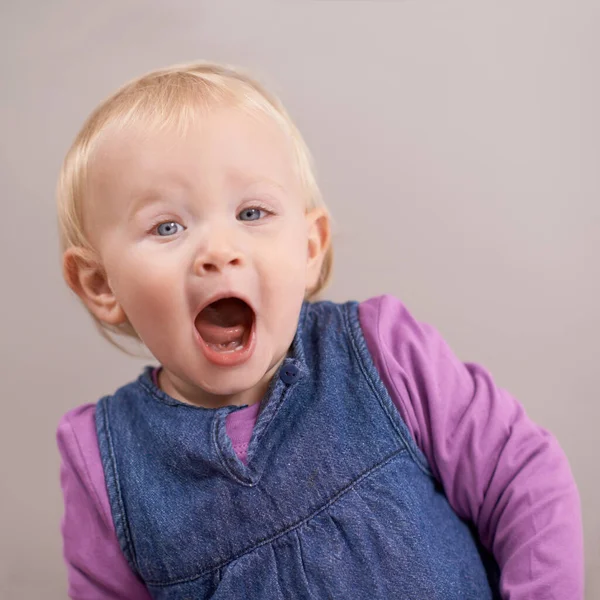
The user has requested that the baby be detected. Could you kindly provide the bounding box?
[56,62,583,599]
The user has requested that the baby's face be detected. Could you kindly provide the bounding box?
[85,107,325,407]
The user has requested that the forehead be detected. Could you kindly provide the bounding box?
[85,107,299,224]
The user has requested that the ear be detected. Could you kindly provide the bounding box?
[62,247,127,326]
[305,207,331,290]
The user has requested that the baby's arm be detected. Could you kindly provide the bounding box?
[57,405,152,600]
[360,295,584,600]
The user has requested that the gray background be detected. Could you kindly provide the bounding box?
[1,1,598,597]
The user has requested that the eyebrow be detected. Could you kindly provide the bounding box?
[127,192,167,221]
[261,179,287,193]
[226,171,288,194]
[126,175,288,221]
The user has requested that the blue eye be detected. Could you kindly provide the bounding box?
[155,221,183,236]
[238,207,265,222]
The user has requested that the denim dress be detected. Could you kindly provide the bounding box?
[96,300,500,599]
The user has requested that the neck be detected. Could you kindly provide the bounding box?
[157,360,283,409]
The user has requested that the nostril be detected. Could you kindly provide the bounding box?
[195,252,243,275]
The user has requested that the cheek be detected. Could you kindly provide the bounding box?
[260,237,308,288]
[107,253,182,322]
[265,223,308,266]
[118,280,184,350]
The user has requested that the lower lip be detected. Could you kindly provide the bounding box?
[194,319,256,367]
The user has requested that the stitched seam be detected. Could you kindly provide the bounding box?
[138,376,194,408]
[212,414,254,486]
[98,400,140,573]
[138,373,217,412]
[146,449,405,587]
[374,299,420,441]
[251,384,292,448]
[371,298,431,475]
[345,301,432,477]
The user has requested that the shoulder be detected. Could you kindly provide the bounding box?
[56,369,154,507]
[57,404,98,461]
[356,295,459,451]
[57,403,153,598]
[304,294,438,363]
[358,294,439,352]
[57,403,112,522]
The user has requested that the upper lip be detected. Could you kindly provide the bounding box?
[194,290,256,319]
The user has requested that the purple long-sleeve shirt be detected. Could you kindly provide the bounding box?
[57,295,584,599]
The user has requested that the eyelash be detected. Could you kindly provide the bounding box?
[148,218,183,237]
[147,203,275,236]
[238,202,274,221]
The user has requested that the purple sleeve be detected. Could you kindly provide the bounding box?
[56,398,257,597]
[359,295,584,600]
[57,405,152,600]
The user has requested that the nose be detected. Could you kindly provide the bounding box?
[193,230,244,277]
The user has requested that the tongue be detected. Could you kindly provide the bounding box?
[196,298,252,345]
[197,322,245,345]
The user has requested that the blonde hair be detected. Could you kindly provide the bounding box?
[57,61,333,353]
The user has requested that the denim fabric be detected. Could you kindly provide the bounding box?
[96,300,500,599]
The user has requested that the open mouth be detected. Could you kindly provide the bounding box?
[195,297,254,356]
